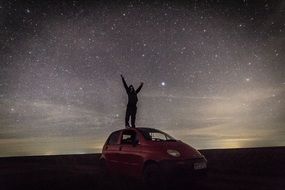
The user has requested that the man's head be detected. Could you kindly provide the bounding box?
[129,85,134,92]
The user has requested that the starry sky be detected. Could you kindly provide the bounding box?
[0,0,284,157]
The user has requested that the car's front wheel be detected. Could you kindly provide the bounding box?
[143,163,165,189]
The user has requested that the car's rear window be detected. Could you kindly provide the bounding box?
[107,131,121,145]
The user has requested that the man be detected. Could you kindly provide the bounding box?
[121,75,143,128]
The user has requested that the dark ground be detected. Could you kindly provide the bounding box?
[0,147,285,190]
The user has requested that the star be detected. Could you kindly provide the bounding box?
[0,0,283,156]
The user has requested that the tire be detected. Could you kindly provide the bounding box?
[143,163,165,189]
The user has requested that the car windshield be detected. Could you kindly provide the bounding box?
[138,128,176,142]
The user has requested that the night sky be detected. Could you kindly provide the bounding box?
[0,0,284,157]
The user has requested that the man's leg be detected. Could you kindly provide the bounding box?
[125,107,131,128]
[131,107,137,128]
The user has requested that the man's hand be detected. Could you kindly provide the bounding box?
[140,82,144,85]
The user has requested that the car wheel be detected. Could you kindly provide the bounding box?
[143,163,164,189]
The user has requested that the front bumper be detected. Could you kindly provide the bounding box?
[159,157,207,177]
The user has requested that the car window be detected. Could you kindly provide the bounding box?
[149,132,168,141]
[107,131,121,145]
[121,130,137,144]
[138,128,176,142]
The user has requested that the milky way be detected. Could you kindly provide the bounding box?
[0,0,284,156]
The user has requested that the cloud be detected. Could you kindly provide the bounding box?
[141,86,285,149]
[0,98,117,138]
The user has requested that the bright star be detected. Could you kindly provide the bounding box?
[161,82,166,86]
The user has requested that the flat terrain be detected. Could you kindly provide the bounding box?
[0,147,285,190]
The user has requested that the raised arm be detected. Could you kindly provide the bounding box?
[121,75,128,92]
[136,82,144,93]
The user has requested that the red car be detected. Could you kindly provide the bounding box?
[100,127,207,186]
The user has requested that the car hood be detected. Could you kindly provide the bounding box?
[162,140,203,159]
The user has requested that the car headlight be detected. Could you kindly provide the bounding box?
[167,149,181,157]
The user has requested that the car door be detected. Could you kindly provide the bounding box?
[119,130,144,177]
[103,130,122,173]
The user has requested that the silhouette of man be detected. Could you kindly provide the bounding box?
[121,75,143,128]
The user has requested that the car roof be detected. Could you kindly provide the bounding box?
[108,127,158,135]
[114,127,160,132]
[109,128,165,137]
